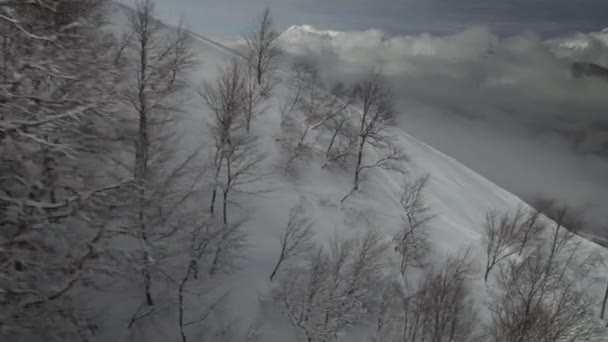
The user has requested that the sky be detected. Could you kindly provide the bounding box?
[118,0,608,39]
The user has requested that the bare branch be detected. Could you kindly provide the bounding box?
[269,202,315,281]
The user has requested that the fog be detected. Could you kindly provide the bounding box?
[280,26,608,234]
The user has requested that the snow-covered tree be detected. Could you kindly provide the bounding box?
[485,203,603,341]
[0,0,126,339]
[273,231,387,341]
[372,250,478,342]
[111,0,200,310]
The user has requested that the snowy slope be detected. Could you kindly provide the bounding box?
[194,33,608,341]
[105,6,608,341]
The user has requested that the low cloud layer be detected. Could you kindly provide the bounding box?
[280,25,608,232]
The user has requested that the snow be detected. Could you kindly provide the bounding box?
[104,5,608,341]
[195,35,608,339]
[548,28,608,51]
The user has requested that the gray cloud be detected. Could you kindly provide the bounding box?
[118,0,608,38]
[279,26,608,233]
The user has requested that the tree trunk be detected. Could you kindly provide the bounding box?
[210,160,222,215]
[222,153,232,225]
[325,120,345,159]
[601,280,608,319]
[269,249,285,281]
[257,59,263,85]
[209,246,222,276]
[222,189,229,226]
[518,231,530,256]
[136,26,153,306]
[353,136,365,190]
[178,261,194,342]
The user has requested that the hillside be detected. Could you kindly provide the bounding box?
[5,3,606,341]
[98,4,608,341]
[100,7,608,341]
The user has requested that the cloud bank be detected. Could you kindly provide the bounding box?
[279,25,608,233]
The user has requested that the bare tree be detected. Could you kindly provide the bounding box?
[482,207,527,282]
[282,59,316,116]
[486,248,600,341]
[341,144,407,203]
[243,7,282,86]
[218,132,265,226]
[116,0,199,307]
[517,208,544,256]
[176,218,245,342]
[279,61,353,172]
[342,75,407,202]
[485,202,603,342]
[394,174,433,278]
[370,281,404,342]
[0,0,129,339]
[278,60,322,171]
[269,203,315,281]
[317,84,355,169]
[403,250,478,342]
[201,58,247,218]
[371,250,478,342]
[202,59,265,223]
[273,230,387,341]
[242,60,269,133]
[201,59,264,281]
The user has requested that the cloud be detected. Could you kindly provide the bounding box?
[280,25,608,131]
[279,25,608,232]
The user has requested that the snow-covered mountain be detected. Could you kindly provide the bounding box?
[281,24,343,41]
[548,28,608,52]
[98,6,608,341]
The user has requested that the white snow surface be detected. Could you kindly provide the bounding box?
[104,6,608,341]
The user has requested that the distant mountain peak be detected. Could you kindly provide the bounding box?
[281,24,341,40]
